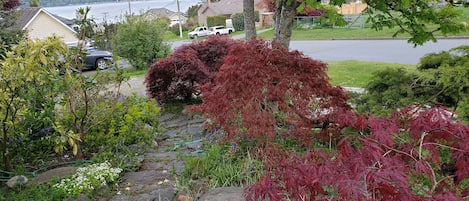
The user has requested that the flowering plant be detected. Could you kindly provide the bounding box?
[53,161,122,196]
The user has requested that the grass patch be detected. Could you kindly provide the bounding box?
[117,61,418,89]
[327,60,417,88]
[163,30,189,41]
[122,68,146,77]
[258,26,469,41]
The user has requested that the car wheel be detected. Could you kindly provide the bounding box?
[216,32,220,35]
[228,30,233,34]
[95,58,108,70]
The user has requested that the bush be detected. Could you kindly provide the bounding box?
[231,13,244,31]
[145,36,237,103]
[417,45,469,121]
[231,12,259,31]
[190,39,350,147]
[111,15,171,70]
[82,95,161,166]
[169,23,188,36]
[353,68,423,117]
[207,15,226,27]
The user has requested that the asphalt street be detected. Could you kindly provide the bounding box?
[171,34,469,64]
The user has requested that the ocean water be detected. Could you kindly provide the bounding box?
[44,0,200,23]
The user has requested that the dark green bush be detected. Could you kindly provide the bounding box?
[207,15,226,27]
[353,68,422,117]
[231,13,244,31]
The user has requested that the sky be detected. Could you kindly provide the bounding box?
[45,0,201,23]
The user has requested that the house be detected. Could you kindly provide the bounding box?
[14,7,78,44]
[197,0,272,27]
[337,2,367,15]
[145,8,188,27]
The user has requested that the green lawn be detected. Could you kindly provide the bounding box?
[327,60,416,88]
[257,25,469,41]
[121,60,416,89]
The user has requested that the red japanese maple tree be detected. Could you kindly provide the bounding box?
[1,0,21,11]
[245,106,469,200]
[145,36,237,103]
[191,39,350,146]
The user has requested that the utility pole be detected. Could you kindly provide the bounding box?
[128,0,132,15]
[177,0,183,38]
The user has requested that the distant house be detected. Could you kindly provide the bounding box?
[197,0,271,27]
[145,8,188,27]
[337,2,367,15]
[14,7,78,44]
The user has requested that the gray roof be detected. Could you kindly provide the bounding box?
[200,0,261,15]
[13,7,41,29]
[146,8,178,18]
[14,7,75,29]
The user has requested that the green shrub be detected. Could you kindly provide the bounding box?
[353,68,422,117]
[231,12,259,31]
[169,23,188,36]
[112,15,171,70]
[207,15,226,27]
[231,13,244,31]
[83,95,161,162]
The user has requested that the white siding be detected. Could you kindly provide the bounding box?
[27,12,78,44]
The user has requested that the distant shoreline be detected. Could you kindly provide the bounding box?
[37,0,171,8]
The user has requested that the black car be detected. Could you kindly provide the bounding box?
[80,47,114,70]
[65,46,114,71]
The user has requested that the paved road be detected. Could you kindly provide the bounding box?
[291,39,469,64]
[171,38,469,64]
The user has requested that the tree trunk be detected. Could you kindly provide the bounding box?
[2,130,12,172]
[243,0,257,40]
[273,0,299,49]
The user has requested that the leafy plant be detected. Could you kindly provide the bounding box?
[231,13,244,31]
[0,37,67,171]
[82,95,161,160]
[2,182,67,201]
[169,23,188,36]
[191,39,350,147]
[246,106,469,200]
[0,0,24,59]
[207,15,226,27]
[145,36,237,103]
[354,68,423,117]
[112,15,171,70]
[417,45,469,121]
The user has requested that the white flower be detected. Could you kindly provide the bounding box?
[53,161,122,196]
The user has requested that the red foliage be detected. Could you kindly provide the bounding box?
[298,7,327,17]
[246,106,469,200]
[145,36,237,103]
[190,39,350,146]
[2,0,21,11]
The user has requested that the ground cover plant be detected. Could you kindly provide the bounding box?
[146,37,469,200]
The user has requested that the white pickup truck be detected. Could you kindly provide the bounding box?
[188,26,235,39]
[208,26,235,35]
[188,26,210,39]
